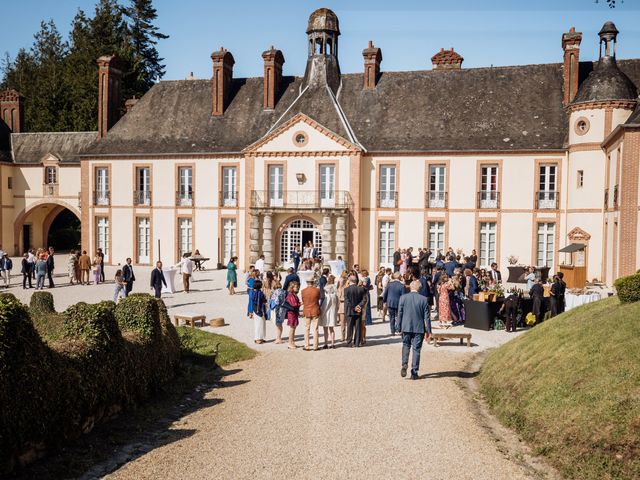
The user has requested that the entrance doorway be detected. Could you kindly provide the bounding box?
[47,208,81,252]
[279,219,322,264]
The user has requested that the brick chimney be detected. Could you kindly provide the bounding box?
[562,27,582,105]
[0,89,25,133]
[125,96,138,113]
[211,47,235,116]
[362,41,382,89]
[262,46,285,110]
[97,55,122,138]
[431,48,463,70]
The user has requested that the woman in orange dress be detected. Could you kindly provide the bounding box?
[437,273,454,327]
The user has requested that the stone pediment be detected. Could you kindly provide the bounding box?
[568,227,591,241]
[41,152,61,165]
[243,112,361,155]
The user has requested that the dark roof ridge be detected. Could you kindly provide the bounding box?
[11,131,97,135]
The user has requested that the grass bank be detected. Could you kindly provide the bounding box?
[479,297,640,480]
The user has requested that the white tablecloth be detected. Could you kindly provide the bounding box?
[161,267,178,294]
[565,292,601,311]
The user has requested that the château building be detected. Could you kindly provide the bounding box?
[1,9,639,286]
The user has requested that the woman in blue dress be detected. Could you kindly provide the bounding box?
[227,256,238,295]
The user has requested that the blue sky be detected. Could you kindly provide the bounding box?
[2,0,640,80]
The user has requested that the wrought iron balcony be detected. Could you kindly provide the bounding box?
[426,191,447,209]
[477,191,500,209]
[133,190,152,206]
[250,190,352,210]
[604,188,609,208]
[220,190,239,207]
[377,191,398,208]
[536,191,558,210]
[43,183,58,197]
[613,184,619,207]
[93,190,110,206]
[176,190,193,207]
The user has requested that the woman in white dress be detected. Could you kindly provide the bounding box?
[319,275,338,349]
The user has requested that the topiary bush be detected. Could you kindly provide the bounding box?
[614,272,640,303]
[63,301,120,350]
[0,292,18,303]
[29,291,55,315]
[115,294,159,341]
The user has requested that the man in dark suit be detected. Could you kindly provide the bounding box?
[97,248,105,283]
[150,261,167,299]
[319,267,329,304]
[291,247,301,272]
[310,243,319,260]
[419,248,431,275]
[123,257,135,296]
[556,271,566,314]
[382,272,405,335]
[393,248,401,273]
[46,246,55,288]
[444,257,457,277]
[490,262,502,283]
[398,280,432,380]
[282,267,300,292]
[343,275,368,347]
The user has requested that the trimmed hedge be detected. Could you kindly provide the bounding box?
[0,294,180,474]
[29,291,55,315]
[614,272,640,303]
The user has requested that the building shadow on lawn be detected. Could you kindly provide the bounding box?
[8,366,248,480]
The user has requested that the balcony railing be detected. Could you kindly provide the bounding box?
[250,190,352,210]
[220,190,238,207]
[93,190,110,206]
[426,191,447,209]
[536,191,558,210]
[604,189,609,208]
[134,190,152,206]
[613,184,619,207]
[377,191,398,208]
[176,191,193,207]
[43,183,59,197]
[477,190,500,209]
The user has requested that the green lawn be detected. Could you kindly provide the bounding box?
[479,297,640,480]
[176,326,257,367]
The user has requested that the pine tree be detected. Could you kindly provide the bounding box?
[125,0,168,94]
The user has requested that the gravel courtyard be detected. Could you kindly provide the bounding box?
[9,265,536,479]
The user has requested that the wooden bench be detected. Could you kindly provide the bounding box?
[430,332,472,347]
[174,313,207,328]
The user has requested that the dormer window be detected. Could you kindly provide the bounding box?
[45,166,57,184]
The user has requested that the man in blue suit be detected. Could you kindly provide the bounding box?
[150,261,167,299]
[382,272,406,335]
[398,280,432,380]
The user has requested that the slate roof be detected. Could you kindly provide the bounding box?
[10,132,98,164]
[81,59,640,156]
[573,56,638,104]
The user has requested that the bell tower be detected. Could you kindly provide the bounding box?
[302,8,341,94]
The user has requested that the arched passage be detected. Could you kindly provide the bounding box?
[277,216,322,264]
[13,201,81,254]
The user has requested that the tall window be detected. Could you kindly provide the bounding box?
[177,167,193,206]
[479,222,497,267]
[95,167,109,205]
[222,167,237,207]
[135,167,151,205]
[96,217,109,260]
[137,217,150,264]
[428,221,445,252]
[45,166,57,184]
[379,165,396,208]
[428,165,446,208]
[537,223,555,268]
[538,165,557,209]
[479,165,499,208]
[319,164,335,207]
[268,165,284,207]
[178,218,193,258]
[379,221,395,266]
[222,218,237,262]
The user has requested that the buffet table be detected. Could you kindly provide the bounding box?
[463,299,502,331]
[565,292,601,311]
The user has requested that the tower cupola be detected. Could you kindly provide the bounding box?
[599,21,619,59]
[302,8,341,94]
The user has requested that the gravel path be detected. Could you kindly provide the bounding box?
[107,342,533,479]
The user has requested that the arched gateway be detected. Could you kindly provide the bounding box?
[279,219,322,264]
